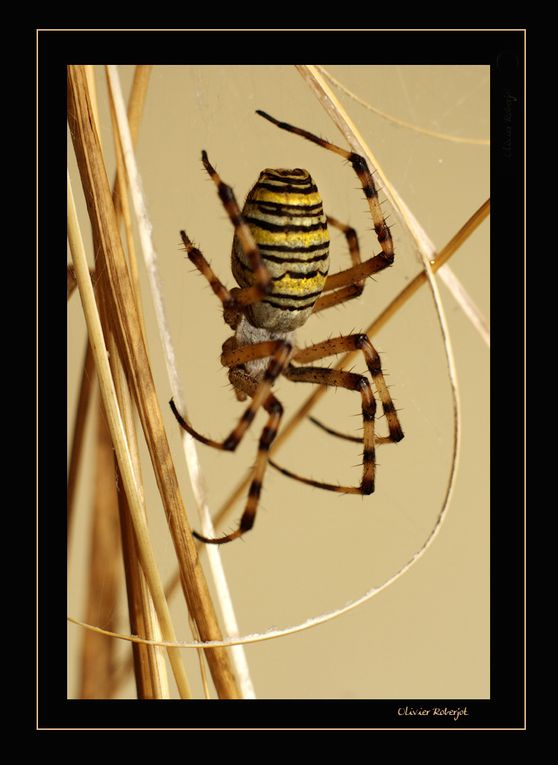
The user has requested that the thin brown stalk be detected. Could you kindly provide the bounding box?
[112,65,152,222]
[67,340,95,550]
[68,169,192,698]
[68,265,96,300]
[67,65,240,699]
[67,265,77,299]
[78,65,168,699]
[115,392,169,698]
[106,64,255,699]
[103,68,169,699]
[78,65,127,701]
[79,401,121,698]
[70,65,164,698]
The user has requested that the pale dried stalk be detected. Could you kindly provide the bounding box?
[298,64,490,347]
[79,399,121,698]
[79,64,128,701]
[83,65,168,699]
[315,64,490,146]
[112,346,169,699]
[67,65,240,699]
[70,66,167,698]
[106,64,254,698]
[104,68,169,699]
[67,265,78,299]
[67,169,191,699]
[67,340,94,551]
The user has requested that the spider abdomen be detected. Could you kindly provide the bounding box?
[232,168,330,332]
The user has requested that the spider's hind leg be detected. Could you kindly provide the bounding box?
[192,368,285,545]
[269,333,403,495]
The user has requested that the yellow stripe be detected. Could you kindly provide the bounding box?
[249,226,329,246]
[251,189,323,206]
[273,272,327,296]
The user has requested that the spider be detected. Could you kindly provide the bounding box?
[170,110,404,544]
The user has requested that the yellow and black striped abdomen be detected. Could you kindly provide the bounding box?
[232,169,329,332]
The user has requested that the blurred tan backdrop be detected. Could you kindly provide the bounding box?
[68,64,489,700]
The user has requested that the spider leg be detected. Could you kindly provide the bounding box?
[312,216,365,315]
[296,334,404,444]
[169,339,291,453]
[269,334,403,493]
[272,364,377,494]
[192,369,284,545]
[308,415,395,446]
[200,151,271,308]
[256,110,394,290]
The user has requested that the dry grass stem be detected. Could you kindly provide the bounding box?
[107,64,254,698]
[67,167,192,698]
[110,328,169,699]
[299,65,490,344]
[79,401,121,698]
[315,65,490,146]
[67,340,95,551]
[82,66,169,699]
[68,64,239,699]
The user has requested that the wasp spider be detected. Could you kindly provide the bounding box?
[170,110,404,544]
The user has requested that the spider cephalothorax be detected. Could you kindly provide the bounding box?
[170,110,404,544]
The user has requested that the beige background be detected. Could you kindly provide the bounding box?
[68,65,490,700]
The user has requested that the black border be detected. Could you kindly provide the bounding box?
[41,28,525,729]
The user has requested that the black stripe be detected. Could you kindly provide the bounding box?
[252,201,323,213]
[257,182,318,195]
[263,299,316,312]
[254,204,324,219]
[238,261,327,280]
[261,175,312,186]
[246,216,327,234]
[267,169,307,177]
[262,252,329,264]
[271,289,323,301]
[258,241,328,254]
[248,481,262,499]
[272,269,328,281]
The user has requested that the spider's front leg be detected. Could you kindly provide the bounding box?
[194,368,286,545]
[256,110,395,292]
[179,150,273,329]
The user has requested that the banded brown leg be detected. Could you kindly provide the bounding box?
[200,151,271,307]
[256,110,395,290]
[304,330,404,446]
[193,368,284,544]
[178,151,272,330]
[312,216,365,314]
[271,364,377,495]
[296,334,404,444]
[169,339,291,453]
[269,334,403,493]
